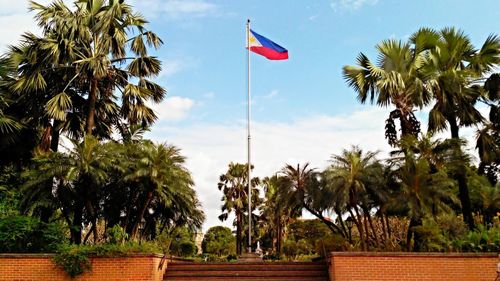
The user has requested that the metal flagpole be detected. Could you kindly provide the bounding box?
[246,19,252,254]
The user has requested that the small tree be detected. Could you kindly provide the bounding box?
[202,226,236,256]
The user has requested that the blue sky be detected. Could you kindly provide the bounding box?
[1,0,499,231]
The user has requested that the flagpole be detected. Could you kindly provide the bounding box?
[246,18,252,254]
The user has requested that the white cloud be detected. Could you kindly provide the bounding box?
[330,0,378,12]
[147,107,393,231]
[129,0,218,19]
[151,96,195,121]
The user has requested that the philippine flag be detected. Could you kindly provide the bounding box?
[248,29,288,60]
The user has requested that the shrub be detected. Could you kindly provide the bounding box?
[0,215,67,253]
[202,226,236,256]
[315,234,347,256]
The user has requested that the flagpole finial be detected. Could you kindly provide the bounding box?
[247,18,250,24]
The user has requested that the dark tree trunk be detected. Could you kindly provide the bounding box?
[236,211,242,255]
[406,217,422,251]
[350,208,366,251]
[50,121,61,152]
[85,79,98,135]
[131,191,153,240]
[447,116,475,230]
[72,199,84,244]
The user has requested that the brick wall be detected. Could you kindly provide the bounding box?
[329,252,499,281]
[0,254,168,281]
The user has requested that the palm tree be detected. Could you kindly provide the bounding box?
[124,141,195,240]
[417,27,500,229]
[388,135,457,251]
[279,163,343,238]
[218,162,259,255]
[343,37,433,146]
[259,175,300,255]
[8,0,165,145]
[476,73,500,185]
[22,136,115,244]
[324,146,384,250]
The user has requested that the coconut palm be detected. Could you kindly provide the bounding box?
[343,37,433,146]
[417,27,500,229]
[218,162,259,255]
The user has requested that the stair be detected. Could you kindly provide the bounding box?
[163,262,329,281]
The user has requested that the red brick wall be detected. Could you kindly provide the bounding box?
[0,254,167,281]
[329,252,499,281]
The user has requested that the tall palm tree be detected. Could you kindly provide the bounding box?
[476,73,500,184]
[324,146,384,250]
[343,37,433,146]
[417,27,500,229]
[218,162,259,255]
[259,175,300,255]
[8,0,165,145]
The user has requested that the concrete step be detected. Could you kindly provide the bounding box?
[164,262,329,281]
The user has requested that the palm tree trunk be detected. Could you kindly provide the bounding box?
[131,191,153,240]
[350,208,366,251]
[447,116,475,230]
[85,78,98,135]
[406,217,423,251]
[236,210,242,255]
[379,214,387,243]
[365,210,379,248]
[50,120,61,152]
[72,199,84,244]
[385,215,392,239]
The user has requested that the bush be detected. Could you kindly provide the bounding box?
[202,226,236,256]
[53,241,163,278]
[0,215,66,253]
[178,241,196,257]
[315,234,347,256]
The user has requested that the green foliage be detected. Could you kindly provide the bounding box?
[0,215,66,253]
[202,226,236,256]
[105,225,128,245]
[459,225,500,252]
[0,165,21,217]
[53,244,92,278]
[315,235,348,256]
[53,241,162,278]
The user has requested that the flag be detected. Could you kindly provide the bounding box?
[248,29,288,60]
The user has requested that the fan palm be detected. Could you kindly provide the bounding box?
[8,0,165,143]
[417,27,500,229]
[218,162,259,255]
[343,37,433,146]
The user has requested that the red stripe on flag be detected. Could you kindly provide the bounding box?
[249,46,288,60]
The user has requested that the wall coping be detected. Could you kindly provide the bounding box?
[0,253,165,259]
[329,252,499,258]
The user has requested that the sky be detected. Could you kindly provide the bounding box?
[1,0,499,231]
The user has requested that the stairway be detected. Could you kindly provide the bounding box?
[163,262,329,281]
